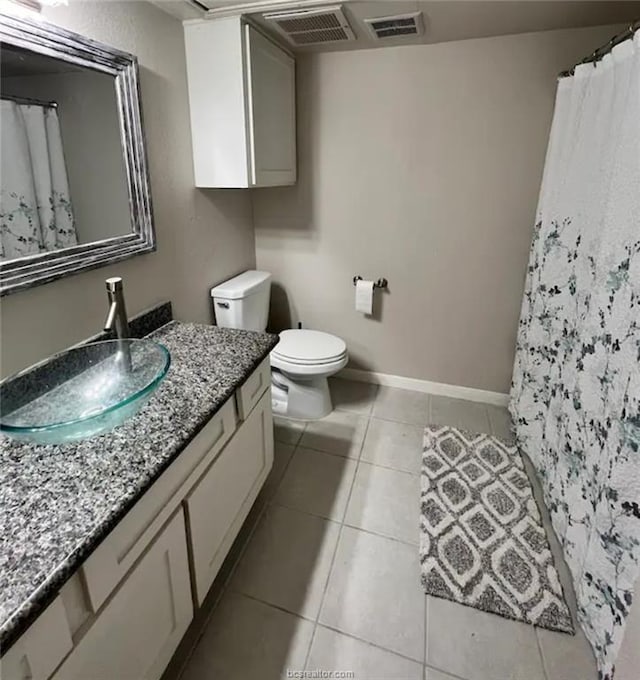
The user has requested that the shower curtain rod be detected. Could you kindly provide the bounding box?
[559,19,640,77]
[0,94,57,108]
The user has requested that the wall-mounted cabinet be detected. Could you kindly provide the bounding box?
[184,17,296,188]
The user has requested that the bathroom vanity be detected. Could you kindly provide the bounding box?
[0,319,278,680]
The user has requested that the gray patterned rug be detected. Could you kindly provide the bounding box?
[420,425,574,633]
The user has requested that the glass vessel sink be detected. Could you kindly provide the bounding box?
[0,340,170,445]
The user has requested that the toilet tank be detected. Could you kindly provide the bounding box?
[210,270,271,331]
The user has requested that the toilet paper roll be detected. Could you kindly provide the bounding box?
[355,279,374,315]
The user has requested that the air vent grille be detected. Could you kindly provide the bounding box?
[263,5,355,46]
[365,12,424,40]
[277,14,341,33]
[290,28,350,45]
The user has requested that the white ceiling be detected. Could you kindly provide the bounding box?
[154,0,640,52]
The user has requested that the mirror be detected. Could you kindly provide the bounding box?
[0,10,155,295]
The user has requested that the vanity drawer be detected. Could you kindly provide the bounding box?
[0,597,72,680]
[236,357,270,420]
[186,388,274,603]
[82,398,237,611]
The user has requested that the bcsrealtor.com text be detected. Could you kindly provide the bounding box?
[286,670,355,679]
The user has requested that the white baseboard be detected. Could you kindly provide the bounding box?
[337,368,510,407]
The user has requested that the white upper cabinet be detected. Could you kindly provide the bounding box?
[184,17,296,188]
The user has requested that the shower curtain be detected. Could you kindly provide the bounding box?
[510,30,640,679]
[0,100,78,259]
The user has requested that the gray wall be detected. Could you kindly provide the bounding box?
[0,1,256,377]
[254,24,622,394]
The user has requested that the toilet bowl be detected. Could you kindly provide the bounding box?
[210,270,348,420]
[270,329,348,420]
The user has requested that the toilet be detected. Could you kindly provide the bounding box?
[211,270,348,420]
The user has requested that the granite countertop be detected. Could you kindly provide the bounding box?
[0,321,278,651]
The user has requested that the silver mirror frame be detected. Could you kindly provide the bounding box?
[0,10,156,296]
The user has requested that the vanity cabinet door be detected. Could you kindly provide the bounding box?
[186,389,274,604]
[53,510,192,680]
[0,597,72,680]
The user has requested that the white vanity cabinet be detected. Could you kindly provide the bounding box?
[184,17,296,188]
[1,358,274,680]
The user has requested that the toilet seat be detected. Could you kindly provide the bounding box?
[271,330,347,367]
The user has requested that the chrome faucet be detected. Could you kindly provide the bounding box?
[104,277,132,371]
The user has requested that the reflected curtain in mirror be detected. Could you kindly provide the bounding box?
[1,99,78,259]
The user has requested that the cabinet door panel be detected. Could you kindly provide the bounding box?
[54,511,192,680]
[187,389,274,603]
[0,597,72,680]
[82,398,236,611]
[245,25,296,186]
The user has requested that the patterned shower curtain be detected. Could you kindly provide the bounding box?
[0,100,78,259]
[510,30,640,680]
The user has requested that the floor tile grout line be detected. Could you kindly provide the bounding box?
[534,626,552,680]
[486,402,495,436]
[483,402,493,436]
[310,620,427,667]
[302,618,318,671]
[304,418,378,670]
[265,499,343,526]
[264,496,422,548]
[292,442,363,462]
[217,589,431,675]
[304,414,374,671]
[282,414,426,475]
[424,589,429,667]
[341,519,419,547]
[214,587,430,671]
[424,660,469,680]
[225,589,318,624]
[368,413,431,427]
[357,457,421,478]
[283,440,422,478]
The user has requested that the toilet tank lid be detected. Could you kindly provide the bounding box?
[210,270,271,300]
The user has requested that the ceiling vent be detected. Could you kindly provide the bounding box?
[364,12,424,40]
[263,5,355,46]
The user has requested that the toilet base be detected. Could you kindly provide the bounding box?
[271,369,333,420]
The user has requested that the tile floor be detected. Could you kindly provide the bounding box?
[172,379,597,680]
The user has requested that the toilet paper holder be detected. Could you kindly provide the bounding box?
[353,275,388,289]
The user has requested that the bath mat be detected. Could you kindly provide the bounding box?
[420,425,574,633]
